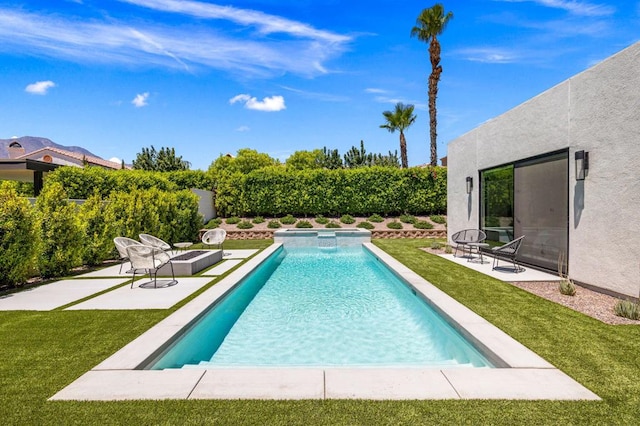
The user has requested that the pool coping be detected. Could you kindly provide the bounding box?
[50,243,599,401]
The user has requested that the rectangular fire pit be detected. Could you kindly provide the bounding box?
[157,250,222,276]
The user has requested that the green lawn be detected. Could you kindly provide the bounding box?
[1,239,639,425]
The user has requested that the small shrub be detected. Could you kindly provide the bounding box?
[356,221,374,230]
[413,220,434,230]
[267,220,281,229]
[558,279,577,296]
[315,215,330,225]
[326,221,342,228]
[444,245,453,254]
[368,214,384,223]
[387,221,403,230]
[340,214,355,224]
[236,220,254,229]
[280,214,297,225]
[225,216,241,225]
[430,240,443,250]
[399,214,416,224]
[252,216,265,224]
[204,218,222,228]
[295,220,313,228]
[614,300,640,320]
[430,215,446,224]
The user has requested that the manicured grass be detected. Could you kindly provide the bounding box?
[1,239,639,424]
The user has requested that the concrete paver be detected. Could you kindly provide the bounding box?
[66,277,214,310]
[200,259,242,276]
[438,253,560,281]
[0,278,128,311]
[190,368,325,400]
[50,370,205,401]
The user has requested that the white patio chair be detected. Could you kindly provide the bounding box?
[139,233,172,254]
[201,229,226,252]
[126,245,176,289]
[113,237,144,273]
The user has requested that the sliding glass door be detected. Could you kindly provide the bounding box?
[480,151,568,273]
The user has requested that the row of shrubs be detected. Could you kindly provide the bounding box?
[215,166,446,217]
[205,214,446,231]
[45,167,213,199]
[0,182,202,287]
[43,165,447,219]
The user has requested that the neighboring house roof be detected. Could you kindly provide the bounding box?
[17,146,127,170]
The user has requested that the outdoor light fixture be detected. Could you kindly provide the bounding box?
[466,176,473,194]
[575,150,589,181]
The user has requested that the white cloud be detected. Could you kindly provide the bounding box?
[109,157,122,163]
[0,5,351,78]
[495,0,615,16]
[453,47,520,63]
[119,0,350,43]
[229,94,286,112]
[365,88,388,94]
[236,126,250,132]
[132,92,150,107]
[25,80,56,95]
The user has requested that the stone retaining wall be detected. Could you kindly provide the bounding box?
[219,229,446,240]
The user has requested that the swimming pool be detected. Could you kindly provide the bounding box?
[148,245,492,369]
[52,242,600,400]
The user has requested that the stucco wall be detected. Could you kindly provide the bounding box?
[447,41,640,297]
[191,188,216,223]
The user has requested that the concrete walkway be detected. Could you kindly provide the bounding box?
[0,249,258,311]
[66,277,214,310]
[0,279,128,311]
[438,253,560,282]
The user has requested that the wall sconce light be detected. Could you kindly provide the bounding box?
[575,150,589,181]
[466,176,473,194]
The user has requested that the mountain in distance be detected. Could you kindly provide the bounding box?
[0,136,101,159]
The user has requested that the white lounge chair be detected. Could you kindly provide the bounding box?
[201,229,226,251]
[113,237,144,273]
[126,245,176,288]
[139,233,172,254]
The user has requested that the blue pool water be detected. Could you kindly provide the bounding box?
[148,246,492,369]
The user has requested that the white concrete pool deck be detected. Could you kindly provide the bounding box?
[50,243,599,401]
[0,250,256,312]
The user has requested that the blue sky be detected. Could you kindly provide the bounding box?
[1,0,638,170]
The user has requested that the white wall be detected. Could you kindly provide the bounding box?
[447,42,640,297]
[191,188,215,223]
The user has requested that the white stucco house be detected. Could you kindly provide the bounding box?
[447,41,639,298]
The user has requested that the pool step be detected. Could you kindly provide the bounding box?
[317,232,337,248]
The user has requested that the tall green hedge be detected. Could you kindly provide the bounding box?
[46,167,213,199]
[36,183,85,278]
[215,166,446,217]
[105,188,202,245]
[0,182,39,286]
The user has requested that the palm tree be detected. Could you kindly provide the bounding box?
[379,103,416,168]
[411,4,453,166]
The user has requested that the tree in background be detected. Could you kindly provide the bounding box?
[132,145,191,171]
[380,102,416,168]
[344,141,399,168]
[318,147,343,169]
[411,3,453,166]
[209,148,277,176]
[285,149,324,170]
